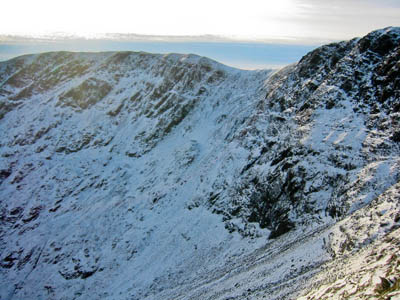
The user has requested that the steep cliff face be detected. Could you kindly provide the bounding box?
[0,27,399,300]
[218,27,400,240]
[0,50,272,300]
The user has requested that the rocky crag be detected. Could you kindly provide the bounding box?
[0,27,399,299]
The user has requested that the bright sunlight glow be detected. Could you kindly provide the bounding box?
[1,0,400,42]
[0,0,312,38]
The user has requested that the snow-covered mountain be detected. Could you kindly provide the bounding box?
[1,27,399,299]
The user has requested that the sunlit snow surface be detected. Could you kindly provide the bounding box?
[0,52,286,299]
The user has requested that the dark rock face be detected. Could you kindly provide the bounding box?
[58,78,112,109]
[213,27,400,239]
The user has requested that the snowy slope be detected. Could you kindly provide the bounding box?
[0,27,400,300]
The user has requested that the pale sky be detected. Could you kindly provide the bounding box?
[1,0,400,42]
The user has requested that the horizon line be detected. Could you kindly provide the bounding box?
[0,31,338,46]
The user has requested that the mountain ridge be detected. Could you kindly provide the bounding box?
[0,27,399,299]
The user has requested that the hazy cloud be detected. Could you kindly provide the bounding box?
[290,0,400,40]
[0,0,399,43]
